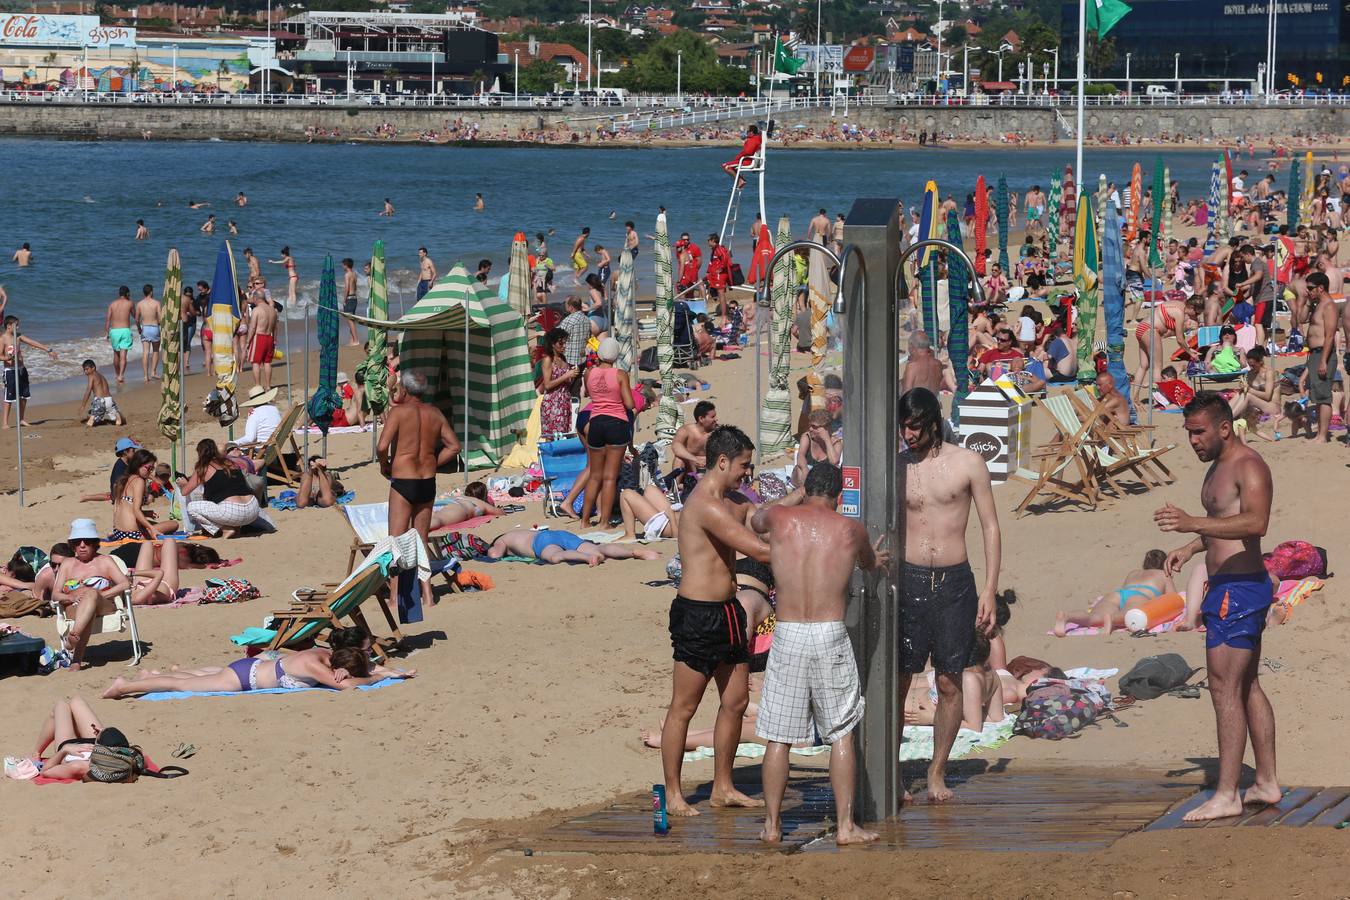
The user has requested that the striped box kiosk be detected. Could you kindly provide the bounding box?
[957,376,1033,482]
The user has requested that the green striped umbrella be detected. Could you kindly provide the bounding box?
[1047,176,1062,253]
[653,216,680,439]
[1287,159,1302,231]
[508,232,531,321]
[1073,191,1100,381]
[759,216,794,456]
[355,239,390,417]
[1148,156,1165,269]
[1162,166,1173,249]
[307,254,339,434]
[157,248,182,446]
[347,262,534,469]
[613,248,637,377]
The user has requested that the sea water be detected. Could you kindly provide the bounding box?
[0,138,1233,385]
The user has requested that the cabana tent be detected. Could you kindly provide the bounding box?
[342,262,534,470]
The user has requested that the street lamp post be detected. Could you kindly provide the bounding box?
[935,0,944,94]
[513,49,519,105]
[1049,47,1059,93]
[596,50,602,92]
[676,50,682,105]
[1017,61,1025,94]
[1174,52,1181,95]
[264,0,271,97]
[1043,60,1049,96]
[1125,51,1132,100]
[587,0,593,92]
[1026,51,1032,94]
[962,44,971,95]
[815,0,823,97]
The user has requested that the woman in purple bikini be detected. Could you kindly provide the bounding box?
[101,647,415,699]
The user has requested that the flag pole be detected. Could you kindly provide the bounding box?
[1076,0,1086,185]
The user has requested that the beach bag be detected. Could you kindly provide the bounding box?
[1012,683,1101,740]
[730,262,746,287]
[1118,653,1196,700]
[665,554,682,584]
[1263,540,1327,580]
[82,728,188,783]
[433,531,490,561]
[639,345,659,372]
[200,578,260,604]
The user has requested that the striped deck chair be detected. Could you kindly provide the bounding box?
[241,402,306,489]
[1066,389,1177,491]
[1011,392,1105,514]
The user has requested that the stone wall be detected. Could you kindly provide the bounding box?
[0,100,1342,144]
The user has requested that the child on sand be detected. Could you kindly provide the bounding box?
[1054,549,1176,636]
[81,360,124,427]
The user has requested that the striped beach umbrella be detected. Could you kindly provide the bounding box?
[1102,203,1133,417]
[1061,165,1077,244]
[1096,173,1109,240]
[1219,151,1234,242]
[974,175,988,274]
[996,174,1010,274]
[613,248,636,378]
[1073,191,1100,382]
[307,254,339,434]
[945,213,971,416]
[759,216,795,456]
[1287,157,1302,231]
[1128,162,1142,240]
[508,231,531,321]
[1162,166,1173,250]
[1148,156,1165,269]
[653,216,680,440]
[356,240,390,417]
[1301,150,1314,226]
[918,179,940,268]
[1205,160,1221,252]
[1047,176,1061,255]
[158,248,182,445]
[918,180,941,345]
[209,241,240,398]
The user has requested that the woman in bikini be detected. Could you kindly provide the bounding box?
[1133,295,1201,400]
[102,646,415,699]
[616,484,680,543]
[109,449,174,541]
[5,695,106,781]
[121,537,181,607]
[269,246,298,306]
[428,481,502,530]
[1054,549,1176,636]
[1227,345,1281,441]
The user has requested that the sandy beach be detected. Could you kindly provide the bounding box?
[1,219,1347,897]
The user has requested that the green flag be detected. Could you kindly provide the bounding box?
[774,38,806,75]
[1086,0,1132,36]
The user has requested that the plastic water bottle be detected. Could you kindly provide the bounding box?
[652,784,669,835]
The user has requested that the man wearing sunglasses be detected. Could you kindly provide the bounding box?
[976,328,1025,379]
[51,519,131,671]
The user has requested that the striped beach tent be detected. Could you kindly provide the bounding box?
[158,248,182,446]
[758,216,794,456]
[344,262,533,470]
[653,216,680,440]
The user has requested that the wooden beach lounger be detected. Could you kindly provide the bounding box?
[239,402,307,489]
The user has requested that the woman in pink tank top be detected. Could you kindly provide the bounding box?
[579,338,635,526]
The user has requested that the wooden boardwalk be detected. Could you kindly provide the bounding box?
[507,767,1203,856]
[1145,786,1350,831]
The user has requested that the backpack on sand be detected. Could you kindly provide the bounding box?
[1013,682,1105,740]
[1118,653,1198,701]
[69,728,188,783]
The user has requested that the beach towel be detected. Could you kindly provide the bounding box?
[132,676,407,702]
[900,714,1016,761]
[294,424,373,435]
[1051,612,1184,637]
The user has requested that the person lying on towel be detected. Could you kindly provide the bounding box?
[1054,549,1176,636]
[101,647,415,699]
[486,529,660,566]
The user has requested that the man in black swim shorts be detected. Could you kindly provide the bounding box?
[378,370,460,546]
[896,388,1001,805]
[661,425,772,818]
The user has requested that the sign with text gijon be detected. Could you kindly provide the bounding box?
[0,15,137,49]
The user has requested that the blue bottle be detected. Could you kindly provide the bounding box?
[653,784,669,835]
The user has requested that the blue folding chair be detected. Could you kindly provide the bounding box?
[538,435,589,518]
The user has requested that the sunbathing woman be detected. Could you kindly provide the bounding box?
[429,480,502,530]
[102,647,414,698]
[121,537,181,606]
[616,484,680,542]
[109,540,220,572]
[4,695,105,781]
[1054,549,1176,636]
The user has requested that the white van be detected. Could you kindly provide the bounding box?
[1144,84,1176,99]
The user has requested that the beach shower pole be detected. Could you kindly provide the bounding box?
[303,297,311,459]
[11,323,23,507]
[463,316,470,484]
[283,307,292,406]
[1075,0,1086,190]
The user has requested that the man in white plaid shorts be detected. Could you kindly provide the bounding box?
[750,462,887,845]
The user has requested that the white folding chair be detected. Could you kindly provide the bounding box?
[54,555,143,667]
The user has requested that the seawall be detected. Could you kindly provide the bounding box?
[0,100,1343,144]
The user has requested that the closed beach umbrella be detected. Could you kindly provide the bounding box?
[1219,151,1233,242]
[158,248,182,447]
[653,216,680,439]
[508,231,530,321]
[1287,157,1302,231]
[945,213,971,415]
[974,174,988,274]
[1102,203,1132,418]
[996,174,1010,274]
[1061,165,1077,244]
[307,254,340,435]
[1097,173,1109,240]
[1073,191,1100,381]
[209,241,240,397]
[1128,162,1142,240]
[918,180,941,344]
[613,248,636,378]
[758,216,794,456]
[1301,150,1314,226]
[1205,160,1221,252]
[1149,156,1165,269]
[807,234,830,398]
[1162,166,1173,249]
[357,240,390,419]
[1047,176,1061,256]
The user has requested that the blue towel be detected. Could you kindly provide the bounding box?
[133,676,406,701]
[396,568,422,625]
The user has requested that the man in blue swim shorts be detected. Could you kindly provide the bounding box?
[486,529,658,566]
[1156,391,1279,823]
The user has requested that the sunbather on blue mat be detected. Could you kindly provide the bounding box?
[487,529,660,566]
[102,646,415,699]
